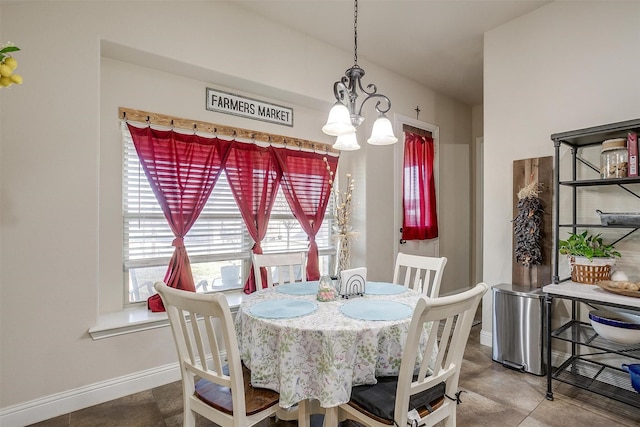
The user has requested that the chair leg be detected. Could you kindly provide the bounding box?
[183,408,196,427]
[445,412,455,427]
[323,407,338,427]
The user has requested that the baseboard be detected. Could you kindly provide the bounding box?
[480,329,492,347]
[0,361,181,427]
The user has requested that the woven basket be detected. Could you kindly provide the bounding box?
[570,257,613,284]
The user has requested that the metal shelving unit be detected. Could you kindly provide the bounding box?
[544,290,640,408]
[551,118,640,284]
[546,119,640,409]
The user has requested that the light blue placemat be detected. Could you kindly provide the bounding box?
[340,300,413,321]
[276,281,319,295]
[250,299,318,319]
[365,282,407,295]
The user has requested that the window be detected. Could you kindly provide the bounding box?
[123,127,334,304]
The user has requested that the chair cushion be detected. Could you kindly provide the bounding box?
[194,364,279,416]
[348,376,446,424]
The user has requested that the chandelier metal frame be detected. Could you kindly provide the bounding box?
[330,0,392,128]
[322,0,397,149]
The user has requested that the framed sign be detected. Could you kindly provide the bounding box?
[206,88,293,127]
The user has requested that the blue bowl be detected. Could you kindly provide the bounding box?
[622,364,640,393]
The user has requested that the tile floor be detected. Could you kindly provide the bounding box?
[29,322,640,427]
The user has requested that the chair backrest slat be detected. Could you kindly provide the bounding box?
[252,252,307,289]
[189,310,209,371]
[203,315,225,375]
[393,252,447,297]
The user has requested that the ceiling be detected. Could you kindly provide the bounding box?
[232,0,551,106]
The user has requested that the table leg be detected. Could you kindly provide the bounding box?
[298,399,310,427]
[323,406,338,427]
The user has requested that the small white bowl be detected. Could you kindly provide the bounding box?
[589,310,640,345]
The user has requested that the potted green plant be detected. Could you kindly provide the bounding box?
[559,231,621,260]
[558,231,621,283]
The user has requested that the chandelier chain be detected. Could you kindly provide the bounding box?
[353,0,358,65]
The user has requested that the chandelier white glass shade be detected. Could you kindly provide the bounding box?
[322,101,354,136]
[332,131,361,151]
[367,113,398,145]
[322,0,398,149]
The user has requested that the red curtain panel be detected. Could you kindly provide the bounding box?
[402,131,438,240]
[128,124,230,311]
[273,148,339,280]
[224,143,282,294]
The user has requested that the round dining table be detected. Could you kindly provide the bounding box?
[234,281,434,426]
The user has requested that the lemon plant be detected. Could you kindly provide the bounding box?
[0,43,23,88]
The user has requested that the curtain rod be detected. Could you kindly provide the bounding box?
[119,107,339,155]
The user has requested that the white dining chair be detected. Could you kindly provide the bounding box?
[338,282,488,427]
[393,252,448,297]
[252,251,307,289]
[154,282,283,427]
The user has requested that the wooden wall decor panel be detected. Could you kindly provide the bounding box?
[119,107,338,154]
[512,156,553,287]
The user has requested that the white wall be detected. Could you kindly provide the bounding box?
[440,143,471,293]
[482,1,640,343]
[0,1,471,421]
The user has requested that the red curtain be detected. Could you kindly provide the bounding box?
[224,143,282,294]
[128,124,230,311]
[402,131,438,240]
[273,148,339,280]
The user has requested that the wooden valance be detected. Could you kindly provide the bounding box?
[119,107,338,155]
[403,124,432,138]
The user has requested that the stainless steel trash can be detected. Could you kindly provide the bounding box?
[492,283,545,376]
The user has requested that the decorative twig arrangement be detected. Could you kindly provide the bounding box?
[324,158,357,275]
[514,181,544,267]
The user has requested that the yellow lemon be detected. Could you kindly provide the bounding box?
[10,74,23,84]
[3,57,17,70]
[0,64,12,78]
[0,76,12,87]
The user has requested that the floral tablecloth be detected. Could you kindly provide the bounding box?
[235,283,434,409]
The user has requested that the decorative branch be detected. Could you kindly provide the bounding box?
[324,158,358,275]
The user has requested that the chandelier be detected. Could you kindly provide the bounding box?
[322,0,398,151]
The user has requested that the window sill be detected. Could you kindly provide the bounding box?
[88,290,246,340]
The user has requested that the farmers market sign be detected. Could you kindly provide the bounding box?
[206,88,293,127]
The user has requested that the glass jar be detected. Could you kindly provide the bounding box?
[317,275,337,302]
[600,138,628,179]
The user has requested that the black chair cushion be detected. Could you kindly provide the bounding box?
[349,376,446,424]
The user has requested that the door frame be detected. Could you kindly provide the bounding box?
[475,137,484,284]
